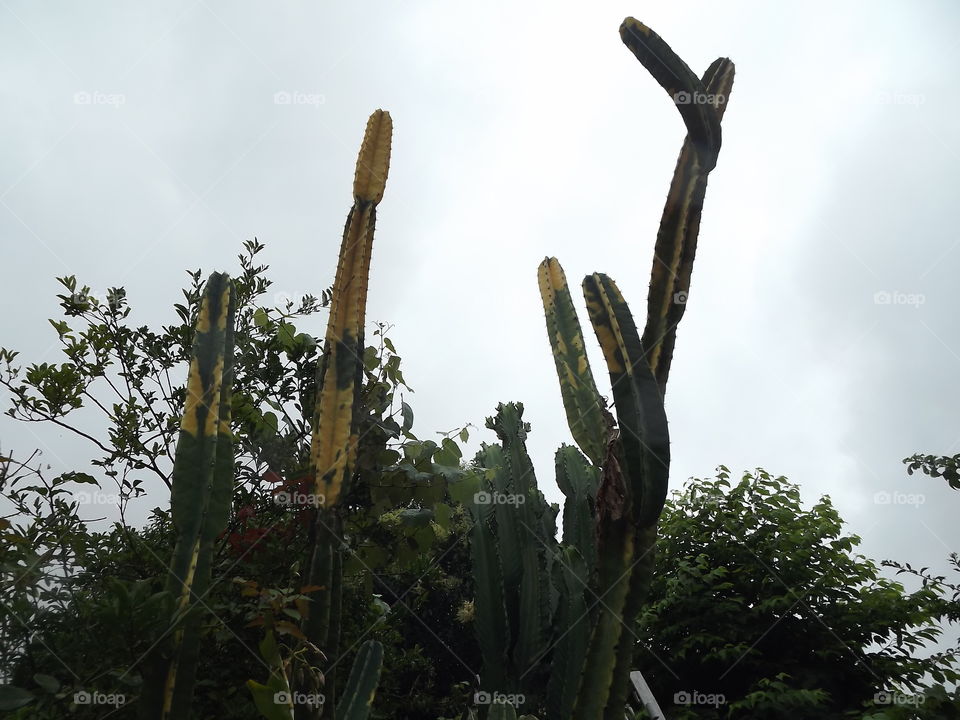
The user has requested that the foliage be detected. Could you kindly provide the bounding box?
[634,467,960,719]
[903,453,960,491]
[889,451,960,625]
[0,244,474,719]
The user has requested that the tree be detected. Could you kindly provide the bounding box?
[0,243,478,718]
[634,467,959,719]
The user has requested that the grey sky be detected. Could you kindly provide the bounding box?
[2,0,958,637]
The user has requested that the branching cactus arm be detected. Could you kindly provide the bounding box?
[621,18,736,394]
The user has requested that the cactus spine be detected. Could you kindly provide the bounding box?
[139,272,237,720]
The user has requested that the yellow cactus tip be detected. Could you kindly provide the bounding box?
[353,109,393,206]
[620,17,651,37]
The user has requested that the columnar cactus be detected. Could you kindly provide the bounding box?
[297,109,392,720]
[139,272,237,720]
[620,18,735,393]
[311,108,393,510]
[466,17,734,720]
[467,404,559,710]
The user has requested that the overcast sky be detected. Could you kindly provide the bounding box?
[2,0,959,637]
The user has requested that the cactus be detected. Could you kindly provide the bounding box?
[467,405,559,711]
[311,108,392,510]
[296,110,392,719]
[538,259,610,465]
[544,544,590,720]
[620,18,735,394]
[334,640,384,720]
[575,273,669,719]
[467,17,734,720]
[554,444,598,576]
[139,272,237,720]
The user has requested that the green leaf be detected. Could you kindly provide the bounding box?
[433,502,452,530]
[276,322,296,350]
[263,411,279,435]
[447,471,482,507]
[441,437,462,460]
[246,678,294,720]
[48,319,70,338]
[32,674,59,693]
[401,401,414,432]
[61,471,98,485]
[399,508,434,527]
[253,307,268,328]
[433,447,459,467]
[0,685,35,711]
[376,449,401,466]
